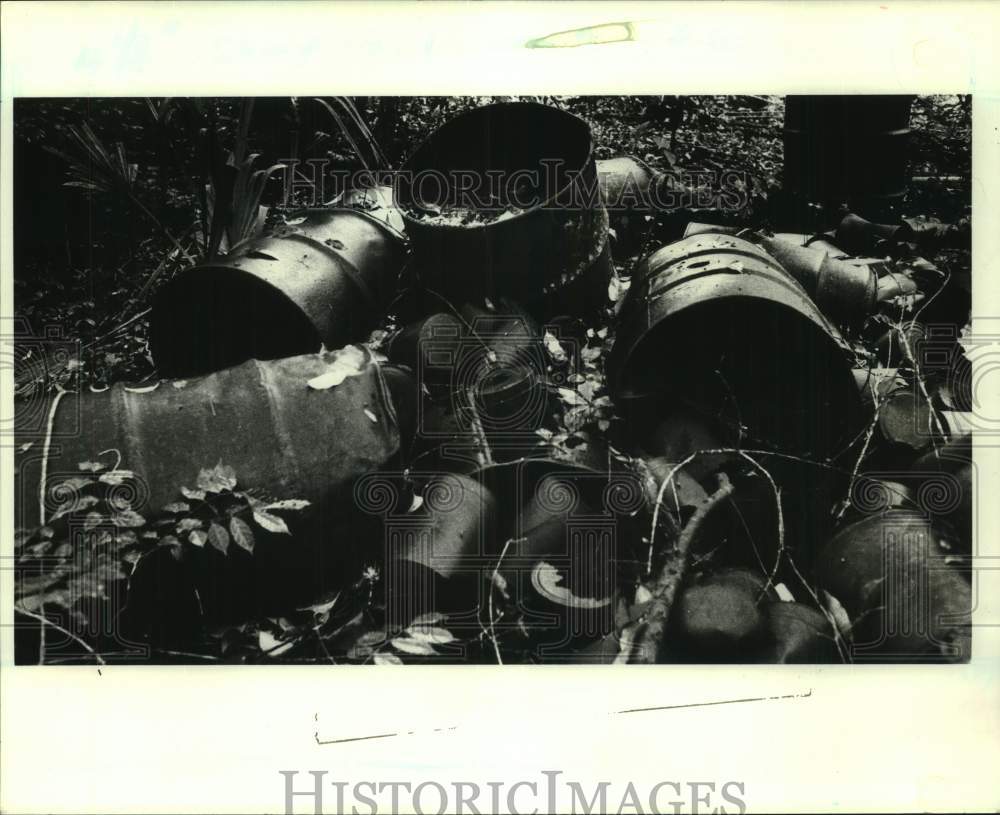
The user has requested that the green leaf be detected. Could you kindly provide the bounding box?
[347,629,387,659]
[99,469,135,486]
[180,486,206,502]
[188,529,207,548]
[373,652,403,666]
[262,499,311,512]
[196,462,238,494]
[208,522,230,555]
[409,611,444,627]
[229,516,255,553]
[176,518,203,532]
[390,636,436,656]
[162,501,191,514]
[49,494,101,522]
[405,625,455,645]
[253,509,290,535]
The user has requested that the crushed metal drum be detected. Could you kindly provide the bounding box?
[396,102,613,317]
[761,234,877,322]
[150,207,407,378]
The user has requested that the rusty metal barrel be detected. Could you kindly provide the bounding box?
[150,207,407,378]
[817,510,971,662]
[609,232,863,458]
[396,102,612,318]
[761,234,877,322]
[14,348,411,531]
[783,95,914,202]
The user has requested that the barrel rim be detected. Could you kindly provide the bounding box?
[280,204,409,244]
[396,101,597,232]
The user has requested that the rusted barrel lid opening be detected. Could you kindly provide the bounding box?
[150,267,323,378]
[395,102,609,311]
[398,102,592,216]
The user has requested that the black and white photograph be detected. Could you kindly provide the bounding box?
[1,3,998,815]
[10,92,975,667]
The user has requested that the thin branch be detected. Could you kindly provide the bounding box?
[16,606,106,666]
[629,472,735,664]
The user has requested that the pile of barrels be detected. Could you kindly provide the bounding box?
[16,99,971,663]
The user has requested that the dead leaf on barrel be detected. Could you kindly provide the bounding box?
[263,499,311,512]
[307,345,367,390]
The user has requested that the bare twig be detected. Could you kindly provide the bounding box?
[736,451,784,598]
[16,606,106,666]
[486,537,517,665]
[39,386,69,526]
[629,473,735,664]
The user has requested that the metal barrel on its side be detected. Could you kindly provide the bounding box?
[608,232,864,460]
[816,510,971,662]
[14,348,411,532]
[396,102,613,319]
[150,207,407,378]
[761,234,877,322]
[386,303,552,471]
